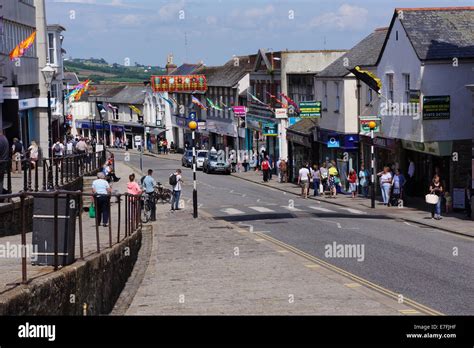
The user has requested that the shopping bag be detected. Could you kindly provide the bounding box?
[425,194,439,205]
[319,183,324,194]
[89,203,96,218]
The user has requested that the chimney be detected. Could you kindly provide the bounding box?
[165,53,177,75]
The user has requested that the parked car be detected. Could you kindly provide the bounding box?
[196,150,208,169]
[181,150,193,167]
[203,151,231,174]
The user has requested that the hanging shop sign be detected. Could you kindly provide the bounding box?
[275,108,288,119]
[232,106,247,117]
[288,117,302,127]
[299,101,321,118]
[409,90,421,104]
[263,122,278,137]
[327,136,340,148]
[422,95,450,120]
[359,116,381,134]
[151,75,207,92]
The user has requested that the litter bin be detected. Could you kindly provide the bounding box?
[32,194,78,266]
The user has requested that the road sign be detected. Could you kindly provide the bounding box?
[189,111,197,121]
[134,135,142,147]
[359,116,381,134]
[197,121,206,130]
[299,101,321,118]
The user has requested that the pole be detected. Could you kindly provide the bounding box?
[47,90,54,189]
[192,130,198,218]
[140,142,143,172]
[371,128,375,208]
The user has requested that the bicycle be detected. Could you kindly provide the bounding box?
[155,182,172,203]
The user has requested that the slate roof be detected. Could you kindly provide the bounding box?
[63,72,79,85]
[286,118,318,135]
[396,7,474,60]
[170,63,204,75]
[195,55,256,87]
[317,28,388,78]
[106,85,153,104]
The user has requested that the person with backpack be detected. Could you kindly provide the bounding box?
[170,169,183,211]
[11,138,23,174]
[142,169,157,221]
[261,156,270,182]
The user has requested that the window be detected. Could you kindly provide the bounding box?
[48,33,55,65]
[323,82,328,110]
[386,74,394,101]
[335,82,340,112]
[403,74,410,103]
[366,87,373,105]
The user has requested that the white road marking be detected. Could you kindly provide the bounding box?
[249,206,275,213]
[309,206,336,213]
[312,218,359,230]
[221,208,245,215]
[282,206,303,211]
[338,207,367,215]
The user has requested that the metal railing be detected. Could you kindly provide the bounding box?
[0,151,108,194]
[0,190,142,285]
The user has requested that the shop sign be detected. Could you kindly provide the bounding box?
[3,87,19,100]
[299,101,321,118]
[275,108,288,119]
[409,90,420,104]
[287,132,311,147]
[423,96,450,120]
[263,123,278,137]
[327,136,340,148]
[288,117,301,126]
[359,116,380,134]
[452,188,465,209]
[151,75,207,92]
[232,106,246,117]
[197,121,206,130]
[18,98,49,111]
[401,140,452,156]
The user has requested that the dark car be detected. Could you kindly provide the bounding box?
[203,151,231,175]
[181,150,193,167]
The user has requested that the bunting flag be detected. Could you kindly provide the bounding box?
[107,103,118,110]
[348,66,382,94]
[247,92,268,107]
[129,105,142,115]
[219,99,228,108]
[266,92,288,108]
[74,80,91,101]
[206,98,223,111]
[280,93,300,112]
[9,31,36,61]
[160,95,174,108]
[66,79,91,100]
[191,95,207,110]
[169,96,178,106]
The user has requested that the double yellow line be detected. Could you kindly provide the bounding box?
[254,232,444,316]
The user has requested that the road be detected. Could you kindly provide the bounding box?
[119,150,473,315]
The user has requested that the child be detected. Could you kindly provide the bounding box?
[444,191,452,214]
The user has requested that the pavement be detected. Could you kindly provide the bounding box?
[0,161,134,295]
[116,149,473,315]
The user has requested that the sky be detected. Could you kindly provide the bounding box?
[45,0,474,67]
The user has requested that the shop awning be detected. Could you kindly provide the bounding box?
[286,119,317,147]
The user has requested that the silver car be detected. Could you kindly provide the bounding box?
[203,151,231,174]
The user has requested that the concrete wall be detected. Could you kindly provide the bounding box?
[0,228,142,315]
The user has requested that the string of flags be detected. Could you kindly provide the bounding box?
[65,80,91,101]
[129,105,143,115]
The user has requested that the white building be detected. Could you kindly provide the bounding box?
[375,7,474,196]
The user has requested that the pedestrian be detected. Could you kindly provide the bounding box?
[0,129,9,195]
[320,162,328,194]
[279,158,288,183]
[261,156,270,182]
[170,169,183,211]
[268,155,274,180]
[27,141,39,169]
[312,164,321,196]
[428,174,444,220]
[11,137,23,174]
[142,169,157,221]
[391,169,406,206]
[348,169,358,198]
[102,160,120,182]
[127,173,142,195]
[162,138,168,154]
[52,138,64,169]
[377,166,392,206]
[276,158,281,182]
[92,172,111,227]
[66,139,74,156]
[229,150,236,173]
[407,158,415,195]
[358,164,369,198]
[298,163,310,199]
[307,162,313,197]
[328,163,338,198]
[243,153,249,172]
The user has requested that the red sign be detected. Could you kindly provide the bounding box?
[151,75,207,92]
[232,106,246,117]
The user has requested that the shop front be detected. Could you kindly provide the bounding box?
[286,119,317,182]
[246,115,279,162]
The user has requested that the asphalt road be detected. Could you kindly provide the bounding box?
[119,150,474,315]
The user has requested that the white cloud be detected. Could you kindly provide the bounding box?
[206,16,217,25]
[158,0,186,21]
[243,5,275,18]
[309,4,369,31]
[52,0,136,8]
[119,14,142,27]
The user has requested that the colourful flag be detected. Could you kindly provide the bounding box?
[280,93,300,112]
[169,96,178,106]
[160,95,174,108]
[266,92,288,108]
[129,105,142,115]
[206,98,223,111]
[10,31,36,61]
[191,95,207,110]
[248,91,272,109]
[348,66,382,94]
[74,80,91,101]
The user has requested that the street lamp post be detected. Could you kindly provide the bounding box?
[41,65,56,190]
[188,120,198,218]
[100,108,107,147]
[369,121,377,208]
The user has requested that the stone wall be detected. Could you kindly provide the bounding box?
[0,228,142,315]
[0,178,83,238]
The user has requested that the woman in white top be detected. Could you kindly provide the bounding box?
[377,166,392,205]
[28,141,39,168]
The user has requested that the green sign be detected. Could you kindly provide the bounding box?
[263,123,278,137]
[359,117,380,134]
[423,96,450,120]
[299,101,321,118]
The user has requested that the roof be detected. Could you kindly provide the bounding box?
[378,7,474,62]
[47,24,66,32]
[317,28,388,78]
[106,85,152,104]
[63,72,79,85]
[286,118,318,135]
[170,63,204,75]
[195,55,255,87]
